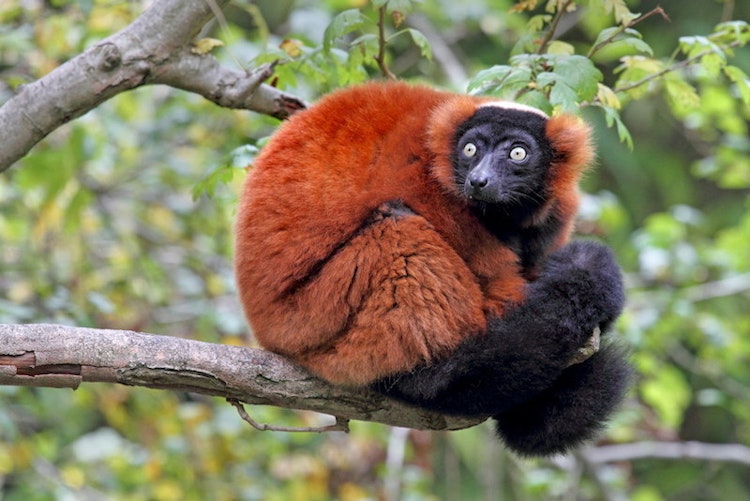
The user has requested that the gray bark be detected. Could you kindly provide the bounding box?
[0,323,486,432]
[0,0,305,172]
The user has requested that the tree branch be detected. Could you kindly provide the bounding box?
[0,0,306,173]
[583,440,750,466]
[0,323,485,432]
[536,0,574,54]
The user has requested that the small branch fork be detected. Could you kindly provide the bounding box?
[0,0,306,173]
[228,398,351,433]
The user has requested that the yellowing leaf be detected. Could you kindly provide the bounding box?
[527,14,552,33]
[547,40,575,55]
[603,0,638,24]
[725,65,750,105]
[510,0,540,13]
[60,466,86,489]
[664,77,700,117]
[280,38,303,58]
[597,83,621,109]
[391,10,405,28]
[191,38,224,55]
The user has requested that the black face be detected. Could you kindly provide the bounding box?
[453,106,554,223]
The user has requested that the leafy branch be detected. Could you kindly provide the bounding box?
[586,6,670,59]
[467,2,749,150]
[614,37,748,94]
[535,0,574,55]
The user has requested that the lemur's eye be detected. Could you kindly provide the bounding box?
[509,146,527,162]
[463,143,477,158]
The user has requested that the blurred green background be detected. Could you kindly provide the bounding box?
[1,0,749,499]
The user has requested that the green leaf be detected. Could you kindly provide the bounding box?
[591,26,653,62]
[601,105,633,149]
[404,28,432,59]
[381,0,416,14]
[664,76,700,117]
[548,80,578,113]
[724,65,750,105]
[616,36,654,56]
[499,66,534,92]
[63,188,93,235]
[641,365,691,428]
[229,144,260,169]
[602,0,638,24]
[516,90,552,114]
[553,55,603,101]
[469,64,533,98]
[712,20,750,46]
[592,26,621,48]
[535,71,558,89]
[592,26,646,47]
[323,9,369,52]
[350,33,378,48]
[546,40,574,55]
[596,83,621,109]
[467,65,513,93]
[679,35,723,59]
[615,56,664,99]
[699,51,727,78]
[527,14,552,33]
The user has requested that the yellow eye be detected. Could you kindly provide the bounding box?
[509,146,527,161]
[463,143,477,158]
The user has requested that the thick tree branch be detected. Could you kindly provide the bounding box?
[0,323,485,432]
[0,0,305,173]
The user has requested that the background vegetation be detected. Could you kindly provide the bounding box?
[1,0,749,499]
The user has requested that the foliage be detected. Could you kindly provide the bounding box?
[1,0,749,499]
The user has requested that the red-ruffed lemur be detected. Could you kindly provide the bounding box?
[235,82,630,456]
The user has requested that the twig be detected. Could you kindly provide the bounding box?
[587,6,670,59]
[721,0,735,23]
[227,398,351,433]
[614,39,744,94]
[536,0,574,55]
[682,272,750,303]
[629,272,750,312]
[375,4,397,79]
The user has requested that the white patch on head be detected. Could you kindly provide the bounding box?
[478,101,549,119]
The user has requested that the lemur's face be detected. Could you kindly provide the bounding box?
[452,104,553,216]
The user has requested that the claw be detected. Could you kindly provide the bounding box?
[567,326,601,366]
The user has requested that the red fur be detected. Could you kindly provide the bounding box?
[234,81,593,386]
